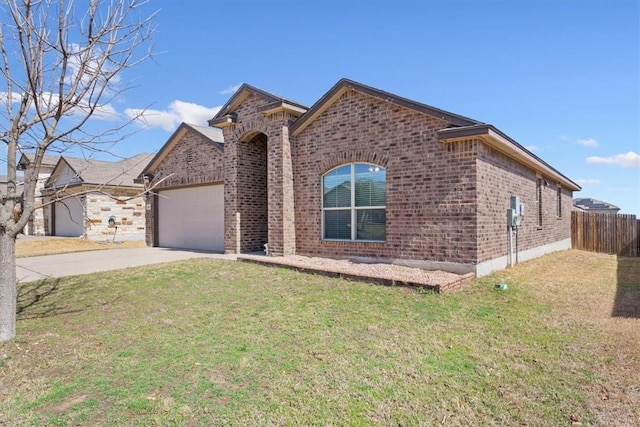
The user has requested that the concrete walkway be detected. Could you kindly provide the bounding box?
[16,247,237,283]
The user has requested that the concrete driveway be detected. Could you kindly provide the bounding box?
[16,247,236,283]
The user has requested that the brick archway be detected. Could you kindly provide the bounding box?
[236,131,268,253]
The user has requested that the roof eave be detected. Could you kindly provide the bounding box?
[438,124,581,192]
[209,113,237,128]
[257,101,308,117]
[290,78,480,137]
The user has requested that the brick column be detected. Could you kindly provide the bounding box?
[223,127,240,254]
[266,123,296,256]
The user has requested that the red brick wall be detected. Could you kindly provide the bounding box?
[292,89,479,265]
[237,133,268,252]
[475,143,572,263]
[222,93,298,255]
[145,127,225,246]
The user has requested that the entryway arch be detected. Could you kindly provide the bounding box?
[236,131,268,253]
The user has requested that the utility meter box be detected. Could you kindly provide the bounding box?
[507,208,520,227]
[510,195,520,211]
[519,203,525,217]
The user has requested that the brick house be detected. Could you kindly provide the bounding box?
[141,79,580,276]
[34,153,152,241]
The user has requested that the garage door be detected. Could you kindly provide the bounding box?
[55,196,84,237]
[158,185,224,251]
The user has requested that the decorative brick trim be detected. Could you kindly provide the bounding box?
[316,150,390,175]
[233,119,270,142]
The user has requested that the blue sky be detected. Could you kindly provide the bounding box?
[8,0,640,214]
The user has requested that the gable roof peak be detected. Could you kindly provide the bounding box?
[210,83,308,125]
[290,78,482,136]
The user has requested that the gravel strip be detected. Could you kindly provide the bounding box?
[240,254,470,289]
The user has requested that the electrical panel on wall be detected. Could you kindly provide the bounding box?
[507,208,520,227]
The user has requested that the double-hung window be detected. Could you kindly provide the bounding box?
[322,163,386,241]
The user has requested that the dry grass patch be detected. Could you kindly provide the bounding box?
[485,250,640,426]
[16,238,146,258]
[0,249,638,426]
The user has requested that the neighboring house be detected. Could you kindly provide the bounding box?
[573,198,621,214]
[0,175,23,200]
[38,153,152,241]
[140,79,581,276]
[0,175,24,227]
[17,153,60,235]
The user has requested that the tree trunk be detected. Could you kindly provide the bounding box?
[0,230,17,342]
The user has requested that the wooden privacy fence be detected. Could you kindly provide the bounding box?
[572,211,639,257]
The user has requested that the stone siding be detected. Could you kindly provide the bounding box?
[85,191,146,241]
[25,169,53,236]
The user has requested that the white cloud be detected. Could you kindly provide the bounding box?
[575,178,600,186]
[125,100,221,131]
[586,151,640,168]
[560,135,600,148]
[219,84,242,95]
[606,186,632,193]
[1,90,120,122]
[576,138,599,148]
[0,91,22,104]
[525,145,539,152]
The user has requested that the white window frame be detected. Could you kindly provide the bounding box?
[321,163,386,242]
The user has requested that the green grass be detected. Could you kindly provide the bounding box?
[1,251,636,426]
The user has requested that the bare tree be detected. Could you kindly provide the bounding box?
[0,0,155,342]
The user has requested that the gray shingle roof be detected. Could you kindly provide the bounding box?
[186,123,224,144]
[573,198,620,211]
[62,153,153,187]
[21,153,62,167]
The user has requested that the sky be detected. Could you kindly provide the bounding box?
[4,0,640,215]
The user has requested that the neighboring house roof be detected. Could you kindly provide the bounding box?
[573,198,620,212]
[46,153,153,190]
[138,122,224,180]
[17,152,62,170]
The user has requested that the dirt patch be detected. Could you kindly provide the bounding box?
[49,394,88,414]
[16,237,146,258]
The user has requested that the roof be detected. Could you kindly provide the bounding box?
[48,153,153,189]
[209,83,308,127]
[438,124,581,191]
[139,122,224,179]
[284,78,578,191]
[573,198,620,211]
[17,152,61,170]
[289,78,481,136]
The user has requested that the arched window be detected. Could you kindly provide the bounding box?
[322,163,386,241]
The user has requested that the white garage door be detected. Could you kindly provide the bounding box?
[158,185,224,251]
[55,196,84,237]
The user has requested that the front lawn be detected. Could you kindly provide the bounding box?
[1,250,638,426]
